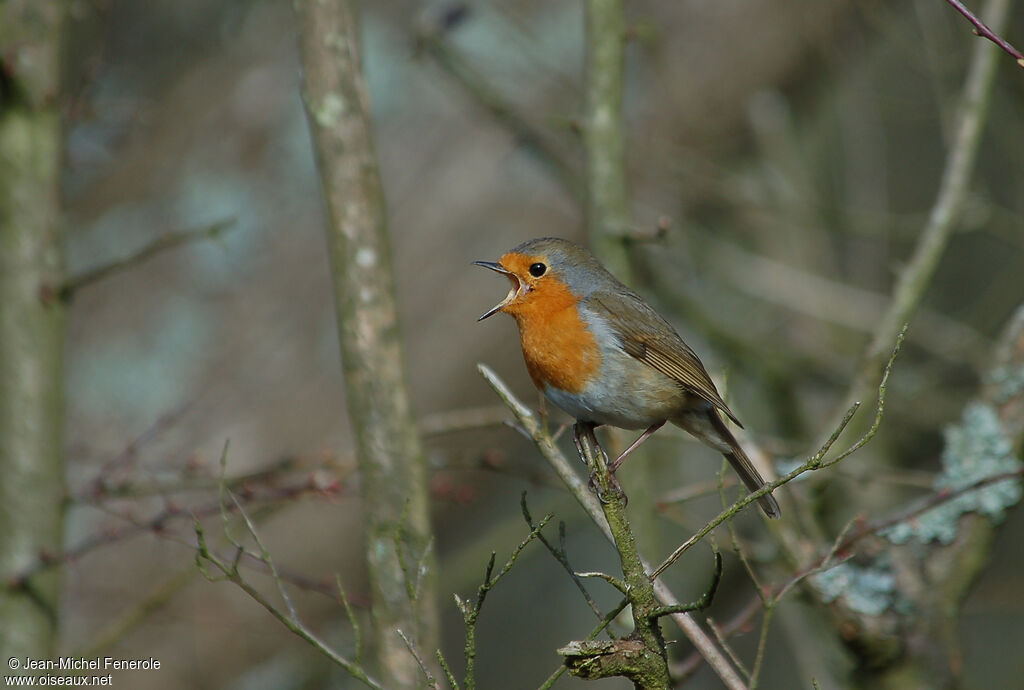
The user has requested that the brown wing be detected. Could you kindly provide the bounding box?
[587,290,743,427]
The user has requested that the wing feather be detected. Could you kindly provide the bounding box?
[587,291,742,427]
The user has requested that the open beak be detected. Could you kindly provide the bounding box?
[473,260,523,320]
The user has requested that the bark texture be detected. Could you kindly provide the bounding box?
[0,0,66,663]
[294,1,439,687]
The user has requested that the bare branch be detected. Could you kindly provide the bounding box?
[945,0,1024,67]
[521,493,607,623]
[57,219,235,302]
[397,630,441,690]
[295,0,439,684]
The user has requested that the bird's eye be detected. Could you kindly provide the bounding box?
[529,262,547,277]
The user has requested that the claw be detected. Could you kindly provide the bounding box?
[576,421,628,504]
[588,471,613,503]
[587,466,626,505]
[572,423,588,466]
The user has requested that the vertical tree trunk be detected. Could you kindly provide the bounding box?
[294,2,439,687]
[583,0,661,556]
[583,0,632,281]
[0,0,66,663]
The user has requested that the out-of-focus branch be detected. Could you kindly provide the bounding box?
[944,0,1024,67]
[55,219,235,302]
[0,0,66,662]
[415,9,582,201]
[77,565,196,660]
[830,0,1011,438]
[11,469,347,587]
[583,0,632,279]
[582,0,664,566]
[418,404,512,436]
[707,238,988,361]
[294,2,439,686]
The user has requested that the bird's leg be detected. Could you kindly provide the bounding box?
[572,421,589,466]
[573,422,621,503]
[609,421,666,473]
[572,421,606,465]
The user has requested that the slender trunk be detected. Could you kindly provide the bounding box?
[294,2,439,686]
[583,0,661,557]
[0,0,67,662]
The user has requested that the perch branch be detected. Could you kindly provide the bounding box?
[478,363,749,690]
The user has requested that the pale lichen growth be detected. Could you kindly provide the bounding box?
[314,93,344,129]
[355,247,376,268]
[884,402,1022,545]
[988,364,1024,404]
[813,561,895,616]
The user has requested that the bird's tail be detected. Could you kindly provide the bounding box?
[675,409,781,519]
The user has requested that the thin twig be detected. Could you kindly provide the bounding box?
[521,494,608,624]
[418,405,513,436]
[457,516,552,690]
[680,461,1023,680]
[944,0,1024,67]
[846,467,1024,550]
[193,445,383,690]
[337,576,364,663]
[397,630,441,690]
[650,548,722,618]
[651,326,905,581]
[575,571,629,594]
[415,14,581,201]
[57,219,235,301]
[195,523,383,688]
[707,616,751,681]
[437,651,460,690]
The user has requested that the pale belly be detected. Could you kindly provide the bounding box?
[542,345,689,429]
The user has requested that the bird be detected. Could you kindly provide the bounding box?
[474,237,780,518]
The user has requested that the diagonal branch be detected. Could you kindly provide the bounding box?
[944,0,1024,67]
[56,219,235,302]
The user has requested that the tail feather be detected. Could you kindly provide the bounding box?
[675,409,781,519]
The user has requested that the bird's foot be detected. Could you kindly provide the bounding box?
[588,468,626,505]
[574,421,626,503]
[573,421,605,466]
[572,423,589,466]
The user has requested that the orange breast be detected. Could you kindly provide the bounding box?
[502,278,601,394]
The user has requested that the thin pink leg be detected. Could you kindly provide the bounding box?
[609,421,666,473]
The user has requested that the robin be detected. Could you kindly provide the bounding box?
[474,237,780,518]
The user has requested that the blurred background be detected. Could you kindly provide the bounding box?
[57,0,1023,687]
